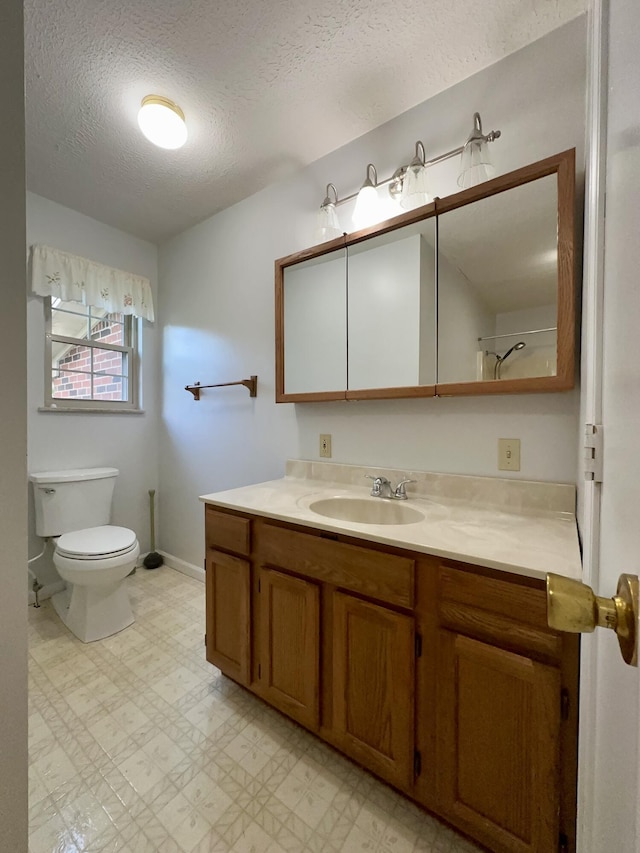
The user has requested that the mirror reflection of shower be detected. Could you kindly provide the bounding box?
[488,341,527,379]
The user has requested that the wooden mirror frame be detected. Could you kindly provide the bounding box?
[275,148,575,403]
[434,148,576,397]
[275,203,437,403]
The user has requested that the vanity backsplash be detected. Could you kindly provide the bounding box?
[285,458,575,516]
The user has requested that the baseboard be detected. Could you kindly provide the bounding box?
[28,580,65,606]
[157,551,205,583]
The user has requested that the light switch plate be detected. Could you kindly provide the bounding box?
[498,438,521,471]
[319,434,332,458]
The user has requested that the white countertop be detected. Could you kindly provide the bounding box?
[200,463,582,582]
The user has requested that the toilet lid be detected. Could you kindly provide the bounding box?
[56,525,137,558]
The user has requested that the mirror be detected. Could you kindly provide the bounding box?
[281,245,346,397]
[347,216,436,393]
[275,149,575,402]
[437,174,560,386]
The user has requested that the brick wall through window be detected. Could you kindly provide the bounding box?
[52,315,127,402]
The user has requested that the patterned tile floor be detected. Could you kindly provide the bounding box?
[28,566,481,853]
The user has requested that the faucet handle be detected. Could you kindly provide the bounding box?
[394,479,416,500]
[365,474,385,496]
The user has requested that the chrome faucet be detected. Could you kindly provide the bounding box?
[393,478,416,500]
[366,475,394,498]
[366,475,416,500]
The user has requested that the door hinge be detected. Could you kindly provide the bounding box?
[413,750,422,778]
[561,687,570,721]
[415,633,422,658]
[258,578,261,593]
[258,663,261,679]
[584,423,603,483]
[558,831,569,852]
[204,633,207,646]
[203,558,206,572]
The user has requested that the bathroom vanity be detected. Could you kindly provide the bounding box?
[201,463,581,853]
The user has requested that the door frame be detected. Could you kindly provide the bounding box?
[579,0,607,597]
[577,2,640,852]
[576,1,608,850]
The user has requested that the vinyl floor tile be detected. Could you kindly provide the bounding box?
[29,566,480,853]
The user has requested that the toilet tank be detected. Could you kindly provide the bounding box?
[30,467,119,536]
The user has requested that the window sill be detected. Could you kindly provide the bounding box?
[38,406,145,415]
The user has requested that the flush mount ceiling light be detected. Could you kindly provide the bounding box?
[314,112,501,244]
[137,95,188,150]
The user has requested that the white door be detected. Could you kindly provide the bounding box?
[578,1,640,851]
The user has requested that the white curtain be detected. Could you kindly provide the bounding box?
[30,244,155,321]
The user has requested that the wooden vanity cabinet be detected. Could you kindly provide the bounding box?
[204,508,252,685]
[332,591,415,791]
[429,562,579,853]
[257,566,321,730]
[436,631,560,853]
[204,506,578,853]
[205,549,251,686]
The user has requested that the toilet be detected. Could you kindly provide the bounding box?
[30,467,140,643]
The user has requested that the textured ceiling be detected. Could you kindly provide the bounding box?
[25,0,586,244]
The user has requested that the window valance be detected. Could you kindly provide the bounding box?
[30,244,155,322]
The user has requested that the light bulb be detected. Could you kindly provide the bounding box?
[352,185,380,229]
[137,96,188,150]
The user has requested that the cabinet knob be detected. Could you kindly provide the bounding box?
[546,572,638,666]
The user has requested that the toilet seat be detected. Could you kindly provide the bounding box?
[52,531,140,641]
[56,525,137,560]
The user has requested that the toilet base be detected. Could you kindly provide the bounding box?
[52,580,134,643]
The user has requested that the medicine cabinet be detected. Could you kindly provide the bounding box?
[275,149,575,402]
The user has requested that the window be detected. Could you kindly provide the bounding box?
[45,298,139,411]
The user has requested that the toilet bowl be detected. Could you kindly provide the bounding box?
[30,467,140,644]
[52,525,140,643]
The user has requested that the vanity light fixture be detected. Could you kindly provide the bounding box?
[314,184,342,244]
[314,111,501,242]
[457,112,501,189]
[400,141,431,209]
[137,95,188,150]
[352,164,381,229]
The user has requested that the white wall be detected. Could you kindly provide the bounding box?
[0,0,28,846]
[26,193,159,589]
[158,18,586,569]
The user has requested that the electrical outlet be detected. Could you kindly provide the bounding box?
[319,434,332,458]
[498,438,521,471]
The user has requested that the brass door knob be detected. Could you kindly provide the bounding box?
[546,573,638,666]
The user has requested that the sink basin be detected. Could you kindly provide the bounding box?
[308,497,424,526]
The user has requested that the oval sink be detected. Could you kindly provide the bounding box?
[308,497,424,526]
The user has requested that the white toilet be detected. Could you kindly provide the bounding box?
[30,467,140,643]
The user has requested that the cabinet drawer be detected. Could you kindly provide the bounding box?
[259,524,414,608]
[438,563,562,662]
[206,506,251,556]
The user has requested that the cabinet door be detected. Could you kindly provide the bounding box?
[436,631,561,853]
[259,567,320,730]
[206,549,250,685]
[332,592,415,790]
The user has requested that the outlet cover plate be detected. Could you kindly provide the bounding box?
[319,434,332,458]
[498,438,521,471]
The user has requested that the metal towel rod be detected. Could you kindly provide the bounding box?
[185,376,257,401]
